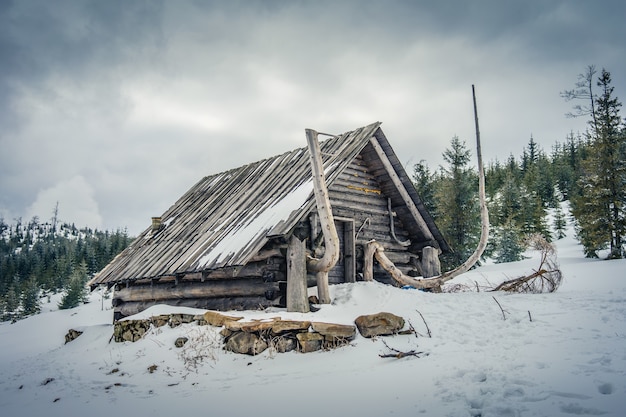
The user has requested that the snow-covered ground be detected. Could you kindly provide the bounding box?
[1,219,625,416]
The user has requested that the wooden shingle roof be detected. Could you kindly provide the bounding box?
[90,122,388,286]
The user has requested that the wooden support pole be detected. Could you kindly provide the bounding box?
[421,246,441,278]
[305,128,340,304]
[363,241,377,282]
[287,235,310,313]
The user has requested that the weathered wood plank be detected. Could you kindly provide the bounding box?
[115,296,278,319]
[421,246,441,278]
[287,235,309,312]
[114,279,280,303]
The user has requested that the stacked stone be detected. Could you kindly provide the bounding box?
[102,310,406,355]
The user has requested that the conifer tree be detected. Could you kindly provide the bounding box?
[494,219,525,263]
[433,136,480,269]
[3,285,19,321]
[58,261,89,309]
[553,201,568,240]
[412,160,437,214]
[571,68,626,258]
[21,274,41,316]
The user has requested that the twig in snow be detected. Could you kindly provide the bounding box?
[416,310,432,338]
[492,296,508,320]
[378,339,427,359]
[406,320,422,338]
[528,310,532,322]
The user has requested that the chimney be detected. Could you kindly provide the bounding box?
[151,217,162,233]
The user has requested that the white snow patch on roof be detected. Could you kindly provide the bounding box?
[196,180,314,268]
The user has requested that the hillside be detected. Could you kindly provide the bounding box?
[0,214,625,416]
[0,218,131,320]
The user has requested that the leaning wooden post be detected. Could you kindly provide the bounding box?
[287,235,310,313]
[305,129,340,304]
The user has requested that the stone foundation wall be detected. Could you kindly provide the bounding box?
[99,311,406,355]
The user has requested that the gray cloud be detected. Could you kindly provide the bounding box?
[0,0,624,234]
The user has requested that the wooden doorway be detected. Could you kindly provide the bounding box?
[328,218,355,284]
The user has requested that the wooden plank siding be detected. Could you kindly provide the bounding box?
[327,155,419,284]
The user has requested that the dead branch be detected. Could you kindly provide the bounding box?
[416,310,432,338]
[378,340,427,359]
[405,320,422,338]
[491,234,563,294]
[492,296,508,320]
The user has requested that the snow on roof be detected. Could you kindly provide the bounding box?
[196,179,313,268]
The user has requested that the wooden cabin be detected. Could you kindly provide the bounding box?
[88,122,450,320]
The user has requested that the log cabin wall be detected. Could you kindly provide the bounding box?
[111,256,286,320]
[326,153,420,284]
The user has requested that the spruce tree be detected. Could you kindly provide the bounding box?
[433,136,480,269]
[571,68,626,258]
[553,202,568,240]
[412,160,437,214]
[59,261,89,309]
[21,274,41,316]
[3,285,20,321]
[494,219,525,263]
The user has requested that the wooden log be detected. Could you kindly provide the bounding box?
[115,296,276,318]
[114,279,279,303]
[287,235,309,313]
[367,240,443,290]
[421,246,441,278]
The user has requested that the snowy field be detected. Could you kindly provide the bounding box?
[1,223,625,416]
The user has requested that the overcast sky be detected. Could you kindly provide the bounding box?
[1,0,625,235]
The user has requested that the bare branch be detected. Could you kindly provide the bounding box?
[491,234,563,293]
[379,339,427,359]
[492,296,507,320]
[416,310,432,338]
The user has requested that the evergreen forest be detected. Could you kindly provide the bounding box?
[414,66,626,270]
[0,216,132,321]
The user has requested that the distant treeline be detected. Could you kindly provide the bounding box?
[0,218,132,321]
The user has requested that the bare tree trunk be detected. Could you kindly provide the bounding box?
[305,129,340,304]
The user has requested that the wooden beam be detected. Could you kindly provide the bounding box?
[114,279,279,303]
[368,137,435,241]
[115,296,275,318]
